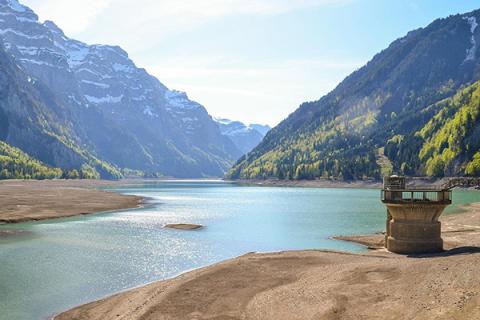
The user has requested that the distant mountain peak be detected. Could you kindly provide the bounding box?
[249,123,271,136]
[43,20,63,34]
[165,90,202,110]
[92,44,129,58]
[165,89,189,101]
[213,117,271,132]
[214,117,270,154]
[212,117,232,125]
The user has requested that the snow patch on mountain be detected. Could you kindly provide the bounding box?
[112,62,134,73]
[19,57,63,68]
[80,79,110,88]
[214,118,270,137]
[143,106,158,117]
[463,16,478,62]
[0,11,34,22]
[132,95,146,101]
[214,118,255,136]
[43,20,63,34]
[214,118,271,154]
[68,46,89,67]
[165,90,201,110]
[250,124,271,136]
[214,118,234,126]
[85,94,124,104]
[0,28,47,40]
[3,0,26,12]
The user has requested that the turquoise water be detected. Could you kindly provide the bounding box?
[0,181,479,320]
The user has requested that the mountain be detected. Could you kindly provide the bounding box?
[0,0,242,178]
[249,124,271,136]
[227,9,480,180]
[214,118,271,154]
[0,140,63,179]
[0,34,123,179]
[386,79,480,177]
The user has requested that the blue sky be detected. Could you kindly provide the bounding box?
[23,0,480,126]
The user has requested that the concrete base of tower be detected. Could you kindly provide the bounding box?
[386,220,443,253]
[384,202,448,254]
[386,236,443,254]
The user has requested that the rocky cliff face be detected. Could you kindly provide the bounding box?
[0,41,122,178]
[0,0,241,178]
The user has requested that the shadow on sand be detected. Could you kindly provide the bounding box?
[407,246,480,258]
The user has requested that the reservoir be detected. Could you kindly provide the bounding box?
[0,181,478,320]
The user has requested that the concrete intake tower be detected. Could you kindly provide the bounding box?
[382,176,452,254]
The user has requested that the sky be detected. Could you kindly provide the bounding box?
[22,0,480,126]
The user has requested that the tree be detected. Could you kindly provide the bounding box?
[66,169,80,179]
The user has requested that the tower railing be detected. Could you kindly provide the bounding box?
[381,189,452,204]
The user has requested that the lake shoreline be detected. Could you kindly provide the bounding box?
[232,177,480,189]
[0,178,382,226]
[0,179,144,224]
[55,200,480,320]
[235,178,383,188]
[1,177,478,226]
[1,175,480,224]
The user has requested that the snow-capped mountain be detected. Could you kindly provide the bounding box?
[0,0,242,177]
[215,118,270,154]
[249,124,271,136]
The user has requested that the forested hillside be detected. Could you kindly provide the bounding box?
[227,9,480,180]
[0,37,124,180]
[386,80,480,177]
[0,141,62,179]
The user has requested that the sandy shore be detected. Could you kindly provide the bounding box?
[0,180,143,224]
[57,202,480,320]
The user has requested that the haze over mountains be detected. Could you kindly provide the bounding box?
[0,0,258,178]
[228,9,480,180]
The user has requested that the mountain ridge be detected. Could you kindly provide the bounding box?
[214,118,271,154]
[228,8,480,180]
[0,0,242,178]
